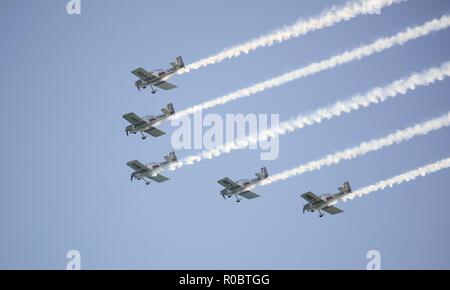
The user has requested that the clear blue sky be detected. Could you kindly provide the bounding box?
[1,0,450,269]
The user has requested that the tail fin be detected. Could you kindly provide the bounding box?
[176,56,184,68]
[170,56,184,69]
[161,103,175,116]
[338,181,352,194]
[164,151,178,163]
[255,167,269,179]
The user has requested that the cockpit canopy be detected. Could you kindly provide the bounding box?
[152,69,167,77]
[237,179,250,187]
[144,115,157,122]
[145,163,159,169]
[322,194,334,201]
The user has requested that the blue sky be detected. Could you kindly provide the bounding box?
[0,0,450,269]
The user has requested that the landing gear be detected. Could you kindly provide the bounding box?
[318,210,324,218]
[140,132,147,140]
[150,84,157,94]
[234,194,241,203]
[142,177,151,186]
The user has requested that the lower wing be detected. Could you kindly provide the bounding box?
[149,174,169,183]
[239,191,260,199]
[144,127,166,137]
[322,206,343,215]
[155,81,177,90]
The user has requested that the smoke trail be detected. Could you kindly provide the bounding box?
[260,112,450,185]
[170,14,450,120]
[169,62,450,170]
[178,0,403,74]
[342,157,450,201]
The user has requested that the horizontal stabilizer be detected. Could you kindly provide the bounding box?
[161,103,175,116]
[164,151,177,163]
[255,167,269,179]
[338,181,352,194]
[170,56,184,68]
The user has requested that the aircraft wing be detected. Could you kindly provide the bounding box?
[154,81,177,90]
[126,160,148,172]
[143,127,166,137]
[240,191,260,199]
[217,177,242,191]
[322,205,343,215]
[148,173,169,183]
[123,113,148,127]
[132,67,156,80]
[301,191,324,206]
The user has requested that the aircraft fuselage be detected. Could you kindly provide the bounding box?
[125,115,164,134]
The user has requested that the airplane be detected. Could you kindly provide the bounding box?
[123,103,175,140]
[217,167,268,202]
[127,152,178,185]
[132,56,185,94]
[301,181,352,217]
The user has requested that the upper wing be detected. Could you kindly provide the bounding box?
[148,173,169,183]
[154,81,177,90]
[143,127,166,137]
[132,67,155,80]
[123,113,148,127]
[322,205,343,215]
[240,191,260,199]
[301,191,323,206]
[126,160,148,172]
[217,177,242,191]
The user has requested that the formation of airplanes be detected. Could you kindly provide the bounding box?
[125,56,353,217]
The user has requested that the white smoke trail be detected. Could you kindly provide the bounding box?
[260,112,450,185]
[178,0,403,74]
[341,157,450,201]
[170,14,450,120]
[169,62,450,170]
